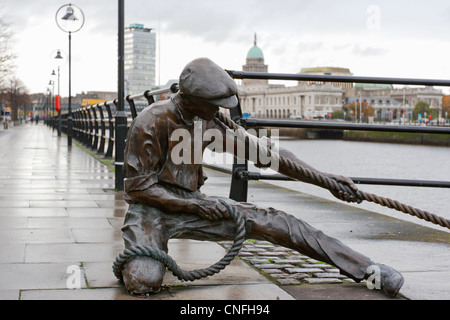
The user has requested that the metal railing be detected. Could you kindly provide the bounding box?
[49,71,450,200]
[224,70,450,202]
[50,84,179,190]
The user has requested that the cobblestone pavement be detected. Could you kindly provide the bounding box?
[220,240,354,286]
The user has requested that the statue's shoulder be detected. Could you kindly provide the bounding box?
[133,99,175,127]
[141,99,173,117]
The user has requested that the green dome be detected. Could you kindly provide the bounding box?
[247,45,264,58]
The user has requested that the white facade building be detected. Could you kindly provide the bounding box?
[238,37,344,119]
[124,24,156,96]
[353,85,444,121]
[239,83,344,119]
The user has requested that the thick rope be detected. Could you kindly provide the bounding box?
[113,201,246,282]
[216,111,450,230]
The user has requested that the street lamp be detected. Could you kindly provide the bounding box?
[46,88,52,123]
[55,4,85,146]
[51,49,67,136]
[115,0,127,190]
[48,79,55,125]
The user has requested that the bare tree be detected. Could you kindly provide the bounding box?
[8,77,29,121]
[0,7,30,124]
[0,7,16,87]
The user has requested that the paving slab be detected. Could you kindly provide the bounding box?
[281,283,402,300]
[0,263,87,290]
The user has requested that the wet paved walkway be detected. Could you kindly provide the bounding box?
[0,123,449,300]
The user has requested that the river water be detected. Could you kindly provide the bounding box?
[204,138,450,232]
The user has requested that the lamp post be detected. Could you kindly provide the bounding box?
[46,88,51,124]
[56,4,84,146]
[52,49,67,136]
[115,0,127,190]
[48,79,55,126]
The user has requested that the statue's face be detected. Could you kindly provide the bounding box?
[182,95,220,121]
[192,103,220,121]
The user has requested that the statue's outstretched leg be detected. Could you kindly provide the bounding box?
[173,196,403,297]
[120,197,403,297]
[229,200,404,297]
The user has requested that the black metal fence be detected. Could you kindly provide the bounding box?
[49,70,450,201]
[224,70,450,201]
[48,84,179,190]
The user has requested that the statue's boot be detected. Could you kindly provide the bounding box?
[367,264,404,297]
[121,256,166,295]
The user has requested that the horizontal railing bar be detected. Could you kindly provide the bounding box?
[237,171,450,188]
[241,118,450,134]
[127,85,179,101]
[350,177,450,188]
[127,93,146,101]
[93,86,178,109]
[226,70,450,87]
[203,164,450,188]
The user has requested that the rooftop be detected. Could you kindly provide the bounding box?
[355,83,394,89]
[126,23,152,32]
[300,67,352,74]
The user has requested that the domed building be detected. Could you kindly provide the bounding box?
[242,34,268,86]
[238,36,443,121]
[238,35,344,119]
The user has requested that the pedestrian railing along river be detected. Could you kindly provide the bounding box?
[222,71,450,203]
[49,84,179,188]
[49,70,450,229]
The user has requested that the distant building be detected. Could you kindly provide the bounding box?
[346,96,401,122]
[242,34,268,86]
[238,36,344,119]
[352,85,443,121]
[299,66,354,90]
[124,23,157,96]
[443,95,450,120]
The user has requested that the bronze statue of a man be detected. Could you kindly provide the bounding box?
[120,57,404,297]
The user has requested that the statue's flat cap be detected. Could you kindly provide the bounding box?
[179,57,238,108]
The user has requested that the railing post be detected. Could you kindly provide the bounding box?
[91,106,99,150]
[77,109,83,141]
[143,90,155,106]
[228,96,249,202]
[77,109,82,141]
[126,95,138,120]
[104,102,114,159]
[72,109,79,141]
[86,107,93,147]
[82,108,89,145]
[97,104,106,155]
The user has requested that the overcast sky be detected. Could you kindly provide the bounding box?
[2,0,450,96]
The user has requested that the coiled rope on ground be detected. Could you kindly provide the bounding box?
[215,111,450,230]
[113,200,246,282]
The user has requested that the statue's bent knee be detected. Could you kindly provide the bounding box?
[122,256,166,294]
